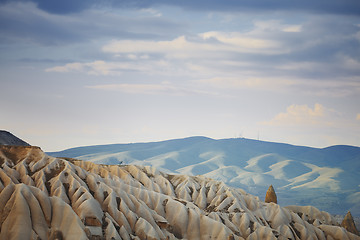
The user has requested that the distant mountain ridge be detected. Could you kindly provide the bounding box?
[0,130,30,146]
[48,136,360,217]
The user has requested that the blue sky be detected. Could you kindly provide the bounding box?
[1,0,360,151]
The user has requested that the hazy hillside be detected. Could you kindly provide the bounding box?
[49,137,360,217]
[0,130,30,146]
[1,145,359,239]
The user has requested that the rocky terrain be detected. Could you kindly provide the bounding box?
[49,136,360,217]
[1,144,359,239]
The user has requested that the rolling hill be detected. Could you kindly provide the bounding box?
[48,136,360,217]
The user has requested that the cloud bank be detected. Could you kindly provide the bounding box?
[262,104,336,126]
[3,0,360,15]
[1,0,359,150]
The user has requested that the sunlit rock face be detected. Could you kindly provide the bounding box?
[265,185,277,204]
[341,211,360,236]
[0,145,359,240]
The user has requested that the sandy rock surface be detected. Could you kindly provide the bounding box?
[0,145,359,240]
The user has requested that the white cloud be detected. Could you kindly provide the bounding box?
[49,32,282,78]
[262,103,336,126]
[252,20,302,33]
[140,8,162,17]
[200,31,279,49]
[86,83,218,96]
[102,32,283,58]
[282,25,302,33]
[127,54,138,60]
[45,62,84,73]
[196,76,297,91]
[46,60,160,76]
[87,83,174,94]
[44,19,360,97]
[46,61,109,75]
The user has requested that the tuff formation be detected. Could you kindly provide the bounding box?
[0,145,359,240]
[342,211,360,236]
[265,185,277,204]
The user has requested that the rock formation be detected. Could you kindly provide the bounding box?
[265,185,277,204]
[0,145,359,239]
[341,211,360,236]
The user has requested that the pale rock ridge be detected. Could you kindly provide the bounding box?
[0,145,359,240]
[265,185,277,204]
[341,211,360,236]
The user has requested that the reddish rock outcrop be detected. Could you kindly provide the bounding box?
[341,211,359,236]
[265,185,277,204]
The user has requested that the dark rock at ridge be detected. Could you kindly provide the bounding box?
[0,130,30,146]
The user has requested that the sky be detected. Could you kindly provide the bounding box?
[1,0,360,151]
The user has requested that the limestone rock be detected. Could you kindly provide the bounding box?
[1,145,360,240]
[265,185,277,204]
[84,217,102,227]
[341,211,359,236]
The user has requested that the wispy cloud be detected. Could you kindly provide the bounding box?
[0,2,183,45]
[86,83,218,96]
[45,60,165,76]
[140,8,162,17]
[357,113,360,121]
[102,34,282,58]
[46,62,86,73]
[195,77,296,91]
[46,21,360,96]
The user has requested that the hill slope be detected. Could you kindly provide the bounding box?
[0,130,30,146]
[1,145,359,239]
[49,137,360,216]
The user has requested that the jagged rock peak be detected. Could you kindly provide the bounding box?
[0,130,30,146]
[341,211,360,236]
[265,185,277,204]
[1,146,360,240]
